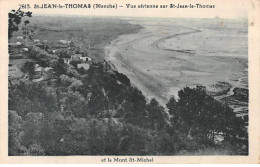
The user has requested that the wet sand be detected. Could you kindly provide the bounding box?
[105,18,248,104]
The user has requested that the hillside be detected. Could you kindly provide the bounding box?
[8,13,248,155]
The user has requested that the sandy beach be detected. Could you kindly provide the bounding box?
[105,18,248,104]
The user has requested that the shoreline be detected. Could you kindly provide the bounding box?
[104,18,248,106]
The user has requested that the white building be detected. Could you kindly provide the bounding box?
[77,63,90,70]
[59,40,71,44]
[22,48,29,52]
[8,42,22,47]
[80,56,92,62]
[52,50,58,54]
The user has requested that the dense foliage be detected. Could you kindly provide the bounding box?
[9,61,248,155]
[8,9,32,39]
[21,62,35,80]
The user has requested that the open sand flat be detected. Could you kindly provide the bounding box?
[105,18,248,104]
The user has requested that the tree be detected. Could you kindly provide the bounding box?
[122,87,147,127]
[27,143,45,155]
[63,91,88,118]
[118,124,150,155]
[53,58,67,77]
[59,50,70,58]
[9,110,27,155]
[115,71,130,85]
[21,61,35,80]
[8,9,32,39]
[166,86,248,152]
[9,81,59,117]
[146,98,167,130]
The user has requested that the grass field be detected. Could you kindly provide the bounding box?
[9,16,143,79]
[26,16,142,62]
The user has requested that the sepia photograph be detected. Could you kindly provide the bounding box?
[1,0,260,164]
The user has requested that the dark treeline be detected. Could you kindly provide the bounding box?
[9,60,248,155]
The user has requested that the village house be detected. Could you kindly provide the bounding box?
[59,40,71,45]
[77,63,90,70]
[33,64,55,80]
[22,48,29,52]
[64,54,92,64]
[8,42,22,48]
[52,50,58,54]
[34,39,40,43]
[16,36,23,39]
[34,64,43,79]
[80,56,92,62]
